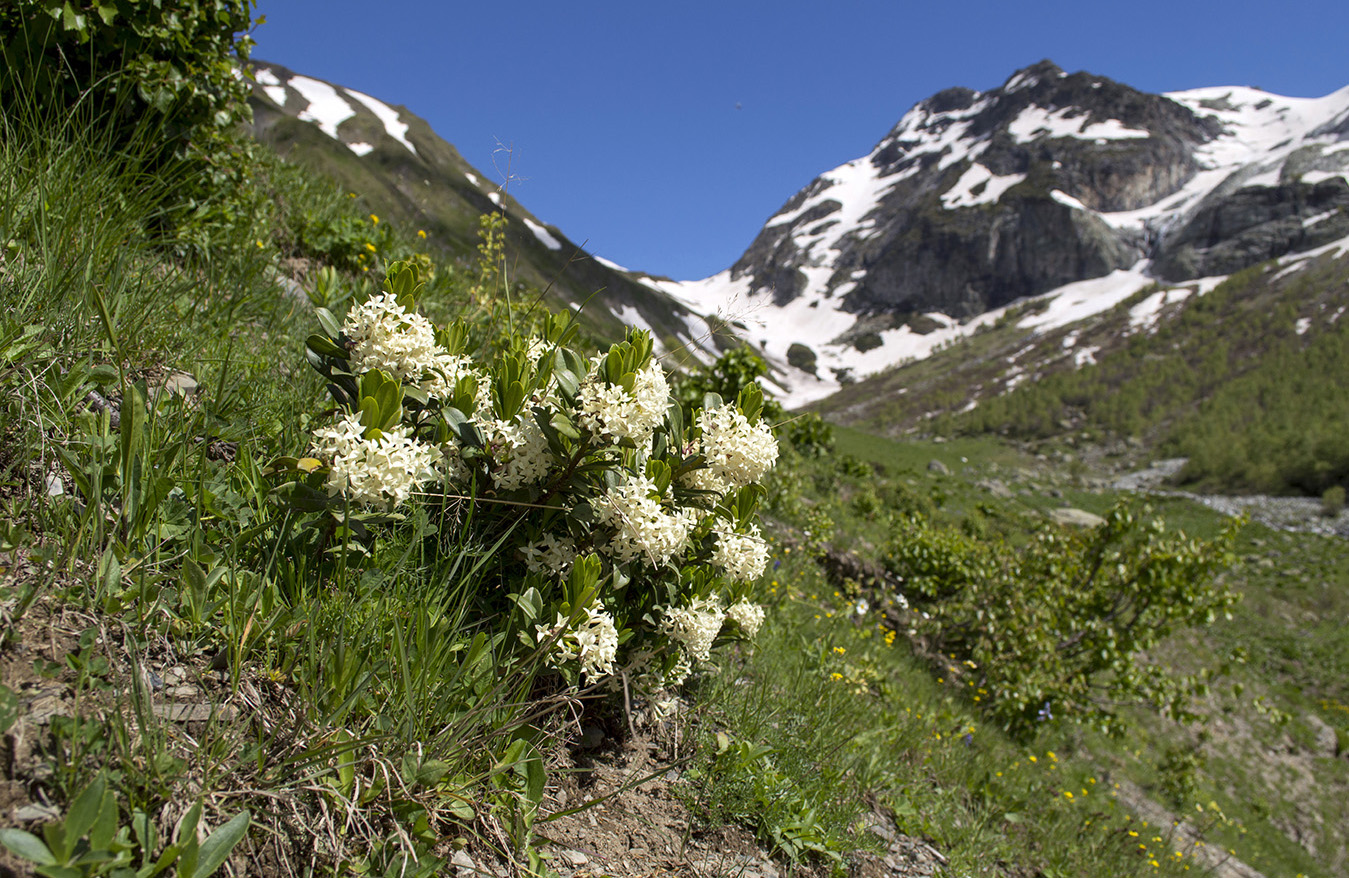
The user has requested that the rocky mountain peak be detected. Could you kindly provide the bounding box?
[657,63,1349,407]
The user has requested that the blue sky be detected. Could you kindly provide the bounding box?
[251,1,1347,281]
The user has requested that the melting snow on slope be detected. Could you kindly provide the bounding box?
[1018,262,1154,331]
[253,66,287,106]
[523,218,562,250]
[288,75,354,140]
[941,164,1026,209]
[1101,84,1349,233]
[1008,106,1149,143]
[345,90,418,155]
[1128,287,1194,331]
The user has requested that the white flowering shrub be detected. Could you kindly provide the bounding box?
[276,262,778,704]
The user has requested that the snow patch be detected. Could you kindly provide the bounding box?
[465,172,480,186]
[1129,287,1194,331]
[288,75,355,140]
[487,191,501,206]
[1017,262,1154,331]
[1302,208,1340,228]
[253,66,287,106]
[347,142,374,157]
[1009,106,1149,143]
[1296,317,1312,335]
[594,255,628,273]
[523,217,562,251]
[1302,170,1349,184]
[941,164,1026,209]
[1050,190,1087,211]
[345,89,418,155]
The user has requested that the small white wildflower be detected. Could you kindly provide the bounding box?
[313,412,441,508]
[343,293,441,383]
[696,404,779,488]
[420,351,491,412]
[725,599,766,639]
[520,532,577,578]
[596,473,692,565]
[483,415,552,491]
[661,595,725,662]
[536,607,618,682]
[711,525,769,582]
[577,359,669,445]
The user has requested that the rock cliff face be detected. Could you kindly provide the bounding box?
[657,61,1349,405]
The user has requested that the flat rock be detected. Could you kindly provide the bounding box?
[1046,507,1106,528]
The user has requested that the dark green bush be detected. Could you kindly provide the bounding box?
[882,504,1239,736]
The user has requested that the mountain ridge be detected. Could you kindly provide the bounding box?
[647,61,1349,404]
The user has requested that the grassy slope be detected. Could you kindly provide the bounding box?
[246,64,732,365]
[2,86,1345,878]
[814,245,1349,497]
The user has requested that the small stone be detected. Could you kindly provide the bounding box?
[15,804,61,822]
[450,850,475,871]
[44,473,65,497]
[1046,507,1106,528]
[926,459,951,476]
[157,371,200,399]
[560,849,588,867]
[152,703,238,723]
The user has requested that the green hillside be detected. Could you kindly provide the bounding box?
[1,7,1346,878]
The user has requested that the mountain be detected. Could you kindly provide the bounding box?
[648,61,1349,405]
[244,61,727,365]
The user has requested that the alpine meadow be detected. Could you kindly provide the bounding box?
[1,5,1347,878]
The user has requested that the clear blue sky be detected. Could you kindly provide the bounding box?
[251,1,1347,281]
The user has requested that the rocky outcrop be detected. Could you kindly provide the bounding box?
[721,60,1349,323]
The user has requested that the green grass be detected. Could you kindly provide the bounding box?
[3,61,1346,878]
[774,426,1349,876]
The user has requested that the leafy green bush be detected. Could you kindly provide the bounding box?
[277,261,780,706]
[1,1,259,248]
[1321,485,1345,517]
[882,504,1239,736]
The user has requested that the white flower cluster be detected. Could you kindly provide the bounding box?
[577,360,670,445]
[661,595,725,662]
[725,599,766,639]
[596,473,694,565]
[712,525,770,583]
[483,415,552,491]
[420,351,491,410]
[694,405,779,490]
[313,412,441,508]
[537,607,619,682]
[342,293,441,384]
[520,533,577,578]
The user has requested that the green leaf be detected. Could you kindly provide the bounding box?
[63,774,107,850]
[305,333,345,359]
[190,811,249,878]
[89,789,119,851]
[0,829,56,865]
[0,684,17,734]
[41,821,71,865]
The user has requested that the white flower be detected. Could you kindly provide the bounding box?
[679,462,730,499]
[342,293,441,383]
[726,599,766,639]
[661,595,725,662]
[313,412,441,508]
[695,405,778,488]
[520,532,577,577]
[595,473,692,565]
[712,525,769,582]
[577,359,669,445]
[536,607,619,682]
[420,351,491,412]
[483,414,553,491]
